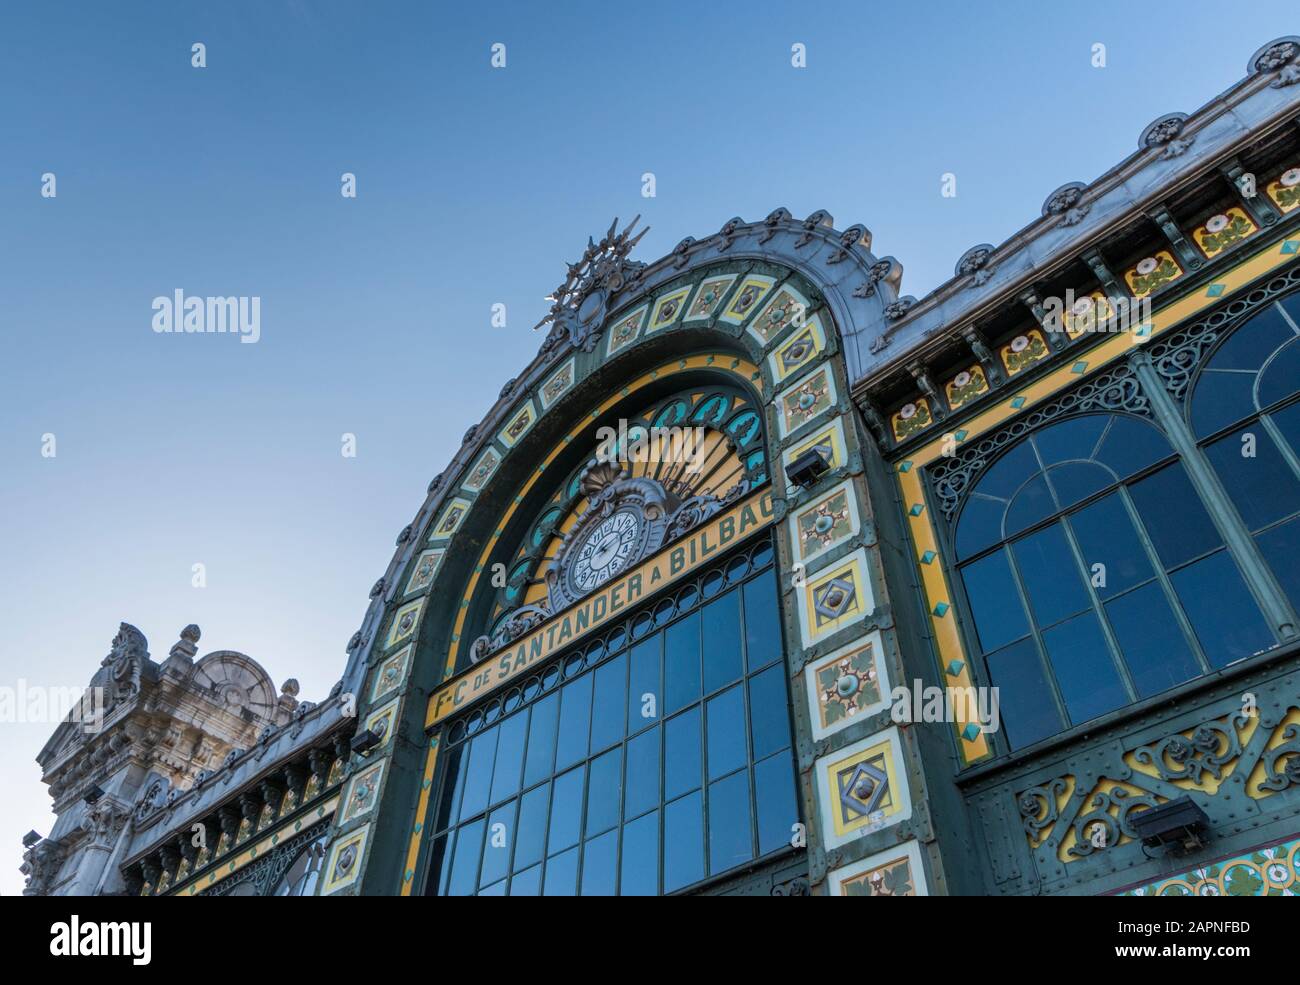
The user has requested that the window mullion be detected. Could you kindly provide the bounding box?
[1002,543,1071,731]
[1128,349,1297,641]
[1057,514,1140,701]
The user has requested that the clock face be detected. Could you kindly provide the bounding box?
[570,509,642,593]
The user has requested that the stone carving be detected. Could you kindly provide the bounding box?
[883,297,915,320]
[1140,113,1194,160]
[853,259,894,298]
[758,207,791,244]
[1250,36,1300,87]
[828,224,869,264]
[955,244,996,287]
[1042,182,1090,226]
[533,217,649,354]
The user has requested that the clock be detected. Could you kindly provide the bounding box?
[568,509,643,593]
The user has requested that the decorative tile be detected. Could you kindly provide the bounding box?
[429,497,471,542]
[827,840,928,896]
[1116,836,1300,896]
[815,725,912,848]
[684,273,739,322]
[1266,166,1300,214]
[1123,249,1182,298]
[461,446,501,494]
[605,305,648,356]
[363,698,401,752]
[1062,291,1113,339]
[798,548,874,646]
[405,549,445,596]
[943,365,988,410]
[647,287,692,332]
[498,399,538,449]
[788,479,860,565]
[999,329,1050,376]
[340,760,386,824]
[747,284,811,347]
[320,824,369,895]
[1191,206,1257,259]
[539,357,575,410]
[717,275,776,325]
[767,316,826,384]
[385,599,424,650]
[890,397,933,442]
[370,645,411,703]
[781,417,848,474]
[775,365,838,438]
[804,630,890,741]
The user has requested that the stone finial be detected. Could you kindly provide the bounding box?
[166,624,201,667]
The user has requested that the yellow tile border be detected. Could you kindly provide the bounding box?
[400,735,441,897]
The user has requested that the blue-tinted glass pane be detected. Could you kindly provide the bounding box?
[986,638,1061,749]
[555,673,593,769]
[426,834,449,895]
[585,748,622,836]
[1066,493,1154,599]
[702,589,743,693]
[1033,415,1107,465]
[960,550,1030,652]
[1257,516,1300,613]
[458,727,498,822]
[624,727,660,819]
[708,770,753,875]
[1105,583,1200,697]
[434,744,466,831]
[523,692,559,787]
[749,663,791,760]
[479,801,516,888]
[627,636,660,735]
[1209,303,1294,372]
[479,879,506,896]
[663,792,704,892]
[513,783,549,872]
[509,864,541,896]
[490,711,528,805]
[1171,551,1275,666]
[620,810,659,896]
[664,707,702,800]
[1192,370,1258,438]
[705,685,747,781]
[1045,461,1110,510]
[1005,474,1057,537]
[590,653,627,754]
[581,829,618,896]
[1012,523,1090,628]
[1258,337,1300,408]
[1093,415,1173,479]
[1204,425,1300,531]
[547,767,585,854]
[1042,612,1128,725]
[543,846,579,896]
[1276,401,1300,460]
[743,571,782,670]
[754,751,797,856]
[1128,463,1222,567]
[956,494,1006,561]
[974,441,1040,499]
[664,611,701,713]
[446,818,484,896]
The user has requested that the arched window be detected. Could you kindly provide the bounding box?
[1190,289,1300,611]
[272,836,327,896]
[955,412,1274,750]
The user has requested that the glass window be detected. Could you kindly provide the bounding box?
[428,545,796,895]
[953,410,1283,751]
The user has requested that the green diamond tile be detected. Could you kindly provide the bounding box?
[962,722,982,742]
[920,550,936,564]
[932,601,950,617]
[1281,240,1299,255]
[1071,361,1088,374]
[908,503,924,516]
[898,461,913,473]
[404,869,414,882]
[1205,283,1226,297]
[954,429,969,441]
[946,659,964,677]
[1010,396,1027,410]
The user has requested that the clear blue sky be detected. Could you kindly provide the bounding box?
[0,0,1289,893]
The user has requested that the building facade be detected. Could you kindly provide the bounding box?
[23,35,1300,897]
